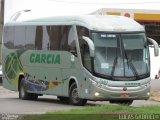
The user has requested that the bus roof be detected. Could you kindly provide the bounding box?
[5,15,144,32]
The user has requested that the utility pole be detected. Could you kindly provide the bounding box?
[0,0,4,63]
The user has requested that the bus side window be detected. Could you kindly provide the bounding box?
[25,26,36,50]
[68,26,77,56]
[3,26,14,49]
[60,26,70,51]
[77,26,91,71]
[35,26,43,50]
[77,26,89,57]
[14,26,25,49]
[46,26,61,50]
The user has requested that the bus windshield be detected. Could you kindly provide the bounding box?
[92,32,150,80]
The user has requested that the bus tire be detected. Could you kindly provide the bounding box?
[30,93,38,100]
[118,100,133,105]
[19,78,38,100]
[57,96,69,102]
[69,82,87,106]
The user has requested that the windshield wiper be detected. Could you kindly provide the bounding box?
[111,57,117,79]
[125,52,139,79]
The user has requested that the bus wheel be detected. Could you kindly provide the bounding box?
[30,93,38,100]
[69,82,87,106]
[19,78,38,100]
[118,100,133,105]
[109,100,133,106]
[57,96,69,102]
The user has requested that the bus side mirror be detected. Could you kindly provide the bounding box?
[82,36,95,57]
[147,37,159,56]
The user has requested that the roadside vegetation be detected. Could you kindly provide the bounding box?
[19,105,160,120]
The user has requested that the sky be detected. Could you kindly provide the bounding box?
[4,0,160,22]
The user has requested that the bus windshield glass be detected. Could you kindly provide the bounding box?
[92,32,150,80]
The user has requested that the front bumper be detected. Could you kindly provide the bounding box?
[87,82,150,101]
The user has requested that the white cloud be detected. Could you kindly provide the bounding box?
[5,0,160,22]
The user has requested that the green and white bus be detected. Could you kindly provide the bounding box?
[2,15,159,105]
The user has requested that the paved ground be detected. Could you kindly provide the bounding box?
[151,79,160,91]
[0,79,160,114]
[0,90,160,114]
[0,92,80,114]
[150,79,160,102]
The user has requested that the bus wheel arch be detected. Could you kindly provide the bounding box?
[18,75,38,100]
[69,79,76,89]
[19,77,29,100]
[69,79,87,106]
[18,75,24,91]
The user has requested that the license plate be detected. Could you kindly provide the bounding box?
[120,93,129,97]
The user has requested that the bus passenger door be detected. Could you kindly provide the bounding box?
[60,25,82,96]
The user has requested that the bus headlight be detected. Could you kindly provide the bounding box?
[95,92,100,96]
[147,92,150,96]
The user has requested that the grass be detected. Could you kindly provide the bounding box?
[19,105,160,120]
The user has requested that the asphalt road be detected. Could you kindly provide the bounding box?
[151,79,160,91]
[0,79,160,114]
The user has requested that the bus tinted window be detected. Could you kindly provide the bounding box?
[4,26,14,49]
[14,26,25,49]
[68,26,77,56]
[35,26,43,50]
[46,26,61,50]
[25,26,36,49]
[60,26,70,50]
[4,25,78,56]
[77,26,91,71]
